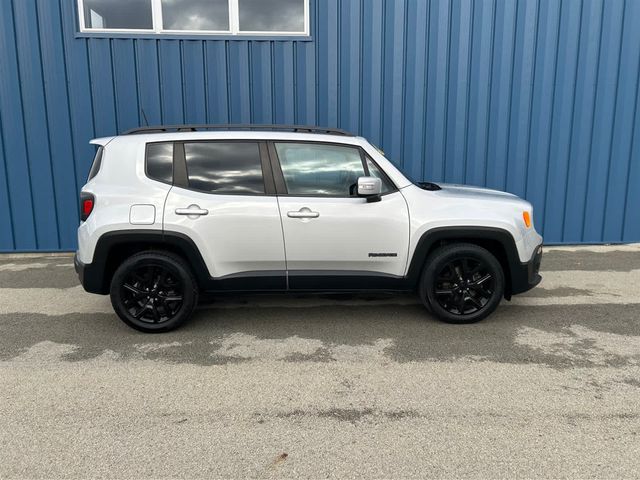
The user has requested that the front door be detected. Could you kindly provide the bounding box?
[270,141,410,289]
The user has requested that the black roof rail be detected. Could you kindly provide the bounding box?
[122,124,354,136]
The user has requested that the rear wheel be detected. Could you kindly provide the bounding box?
[419,243,504,324]
[110,251,198,332]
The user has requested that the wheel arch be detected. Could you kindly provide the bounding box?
[80,230,209,294]
[406,227,521,298]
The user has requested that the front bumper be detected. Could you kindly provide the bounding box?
[509,244,543,296]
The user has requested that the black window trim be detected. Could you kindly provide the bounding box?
[362,152,397,195]
[266,140,399,198]
[171,139,276,196]
[87,145,104,181]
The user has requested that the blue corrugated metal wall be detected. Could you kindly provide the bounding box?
[1,0,639,251]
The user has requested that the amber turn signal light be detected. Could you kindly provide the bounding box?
[523,211,531,228]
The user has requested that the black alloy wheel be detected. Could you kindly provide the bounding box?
[121,264,184,324]
[433,257,495,315]
[110,251,198,332]
[419,243,504,324]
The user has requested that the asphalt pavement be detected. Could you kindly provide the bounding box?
[1,245,639,478]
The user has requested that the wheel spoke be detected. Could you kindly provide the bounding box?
[131,271,146,284]
[123,297,138,308]
[472,274,492,286]
[468,296,483,310]
[456,295,466,314]
[132,303,148,319]
[160,295,183,302]
[151,303,161,323]
[159,298,171,315]
[437,274,452,282]
[435,289,454,296]
[473,285,493,298]
[123,283,146,298]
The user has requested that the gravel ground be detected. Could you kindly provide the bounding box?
[1,245,639,479]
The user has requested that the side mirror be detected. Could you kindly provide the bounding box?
[357,176,382,202]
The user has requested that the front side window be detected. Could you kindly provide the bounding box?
[275,143,366,196]
[184,142,264,194]
[78,0,309,36]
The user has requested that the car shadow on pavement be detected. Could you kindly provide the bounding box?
[1,293,639,370]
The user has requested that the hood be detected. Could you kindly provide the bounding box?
[435,183,519,202]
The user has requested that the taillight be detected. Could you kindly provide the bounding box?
[80,193,95,221]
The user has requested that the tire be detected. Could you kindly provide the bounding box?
[110,250,199,333]
[419,243,504,324]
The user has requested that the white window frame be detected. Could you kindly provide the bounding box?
[77,0,310,36]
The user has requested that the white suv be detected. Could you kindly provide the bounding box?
[75,125,543,332]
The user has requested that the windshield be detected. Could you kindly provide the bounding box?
[371,143,440,189]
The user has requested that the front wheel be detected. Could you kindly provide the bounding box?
[419,243,505,324]
[110,251,199,333]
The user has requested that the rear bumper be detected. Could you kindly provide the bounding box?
[510,244,543,296]
[74,252,108,294]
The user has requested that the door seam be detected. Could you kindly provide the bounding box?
[264,141,290,289]
[161,185,172,235]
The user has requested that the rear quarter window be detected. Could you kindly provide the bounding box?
[146,142,174,184]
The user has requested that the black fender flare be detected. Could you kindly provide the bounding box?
[79,229,210,294]
[405,226,524,297]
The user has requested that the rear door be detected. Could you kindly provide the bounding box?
[162,140,286,290]
[269,141,410,289]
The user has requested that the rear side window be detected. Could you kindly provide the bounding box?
[87,146,103,181]
[184,142,264,194]
[146,142,174,184]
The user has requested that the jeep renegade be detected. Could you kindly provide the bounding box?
[75,125,543,332]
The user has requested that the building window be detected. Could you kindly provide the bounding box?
[77,0,309,36]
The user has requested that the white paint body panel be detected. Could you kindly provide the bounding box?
[401,183,543,263]
[278,192,410,276]
[163,186,286,277]
[77,136,169,264]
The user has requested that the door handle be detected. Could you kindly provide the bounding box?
[175,205,209,216]
[287,207,320,219]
